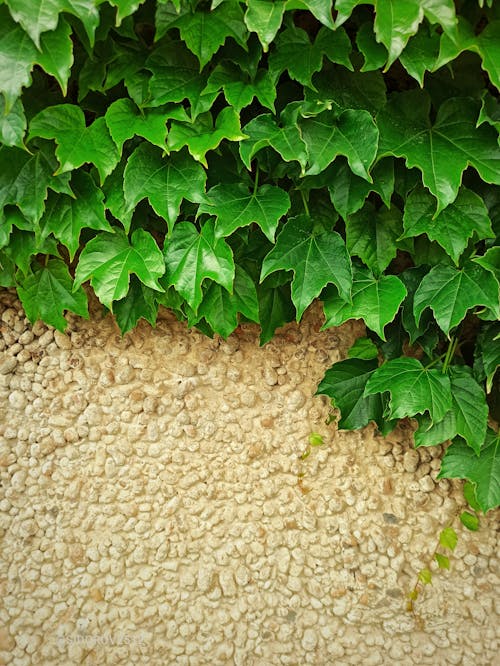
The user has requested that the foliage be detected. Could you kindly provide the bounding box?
[0,1,499,509]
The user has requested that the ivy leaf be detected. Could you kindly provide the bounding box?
[474,321,500,393]
[17,258,89,332]
[346,202,403,276]
[0,144,72,224]
[356,21,387,72]
[2,227,60,275]
[124,143,206,229]
[102,161,134,233]
[473,246,500,284]
[460,511,480,530]
[373,0,423,68]
[0,7,37,111]
[288,0,334,29]
[203,63,276,113]
[269,25,323,89]
[113,276,159,335]
[0,95,26,148]
[413,261,500,337]
[402,186,494,265]
[146,41,207,108]
[316,358,388,430]
[163,219,235,313]
[322,264,407,340]
[74,229,165,309]
[5,0,66,48]
[347,337,379,360]
[300,109,379,179]
[196,266,259,338]
[477,92,500,139]
[257,277,294,345]
[364,357,452,422]
[439,527,458,551]
[377,91,500,214]
[40,171,112,260]
[105,99,188,154]
[108,0,146,26]
[326,158,394,219]
[198,182,290,242]
[415,366,489,454]
[167,107,247,167]
[244,0,286,51]
[239,113,308,171]
[28,104,120,183]
[36,16,73,96]
[261,215,352,320]
[399,23,440,87]
[438,429,500,513]
[435,554,450,569]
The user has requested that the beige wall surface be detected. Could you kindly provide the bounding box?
[0,291,498,665]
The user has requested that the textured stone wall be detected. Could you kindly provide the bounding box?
[0,290,498,665]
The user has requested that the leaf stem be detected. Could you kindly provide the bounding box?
[253,165,259,196]
[442,336,458,373]
[300,189,310,217]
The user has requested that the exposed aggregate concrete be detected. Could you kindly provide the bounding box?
[0,289,498,665]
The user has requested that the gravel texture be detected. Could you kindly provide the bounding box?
[0,290,498,665]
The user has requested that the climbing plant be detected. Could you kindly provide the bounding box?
[0,1,498,510]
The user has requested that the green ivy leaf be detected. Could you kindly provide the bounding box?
[203,63,276,113]
[102,161,134,233]
[434,553,450,569]
[415,366,489,454]
[477,91,500,139]
[377,91,500,214]
[17,258,89,331]
[36,16,74,96]
[167,107,247,166]
[40,171,113,260]
[418,568,432,585]
[257,276,294,345]
[74,229,165,309]
[402,186,494,265]
[124,143,206,229]
[2,227,60,275]
[463,481,482,513]
[346,202,403,276]
[108,0,146,26]
[199,182,290,242]
[413,261,500,337]
[196,265,259,338]
[316,358,388,430]
[364,357,452,422]
[0,95,26,148]
[261,215,352,320]
[268,24,323,89]
[356,21,387,72]
[244,0,286,51]
[399,23,440,87]
[299,109,379,179]
[5,0,67,48]
[0,7,37,111]
[239,113,308,171]
[288,0,334,29]
[113,276,159,335]
[474,321,500,393]
[163,218,235,312]
[439,527,458,551]
[473,246,500,284]
[28,104,120,183]
[460,511,480,530]
[347,337,379,360]
[322,264,407,341]
[105,99,188,154]
[373,0,423,68]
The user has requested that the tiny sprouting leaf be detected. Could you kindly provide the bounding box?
[460,511,480,531]
[308,433,324,447]
[124,143,206,229]
[418,568,432,585]
[163,219,235,313]
[463,481,482,513]
[364,357,452,422]
[322,263,407,341]
[17,258,89,332]
[439,527,458,551]
[434,553,450,569]
[74,229,165,309]
[261,215,352,320]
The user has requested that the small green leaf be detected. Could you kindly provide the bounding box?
[460,511,480,531]
[357,21,387,72]
[0,94,26,148]
[124,143,206,229]
[322,264,407,341]
[348,337,379,360]
[418,568,432,585]
[268,24,322,89]
[434,553,450,569]
[463,481,482,513]
[261,215,352,320]
[239,113,308,171]
[163,219,235,313]
[17,258,89,332]
[244,0,286,51]
[474,321,500,393]
[327,158,394,219]
[37,16,74,96]
[364,357,452,422]
[113,276,159,336]
[257,277,295,345]
[0,7,37,111]
[439,526,458,551]
[308,433,324,447]
[74,229,165,309]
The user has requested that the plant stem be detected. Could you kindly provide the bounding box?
[253,165,259,196]
[442,336,458,373]
[300,189,310,217]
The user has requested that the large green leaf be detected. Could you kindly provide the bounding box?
[299,108,379,179]
[36,16,74,96]
[364,357,452,422]
[113,276,159,336]
[167,107,246,166]
[268,25,323,89]
[74,229,165,309]
[316,358,387,430]
[413,261,500,336]
[28,104,120,183]
[402,186,494,265]
[346,202,403,276]
[17,258,89,332]
[377,91,500,214]
[196,265,259,338]
[0,144,72,224]
[0,95,26,148]
[239,113,308,171]
[198,182,290,242]
[163,219,235,312]
[105,99,188,154]
[244,0,286,51]
[322,263,407,340]
[124,143,206,229]
[40,171,112,260]
[438,429,500,512]
[260,215,352,320]
[0,7,37,111]
[6,0,66,47]
[415,366,489,453]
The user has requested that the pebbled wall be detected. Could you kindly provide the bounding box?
[0,290,498,665]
